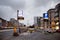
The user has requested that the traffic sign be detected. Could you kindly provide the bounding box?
[17,10,24,20]
[43,13,48,19]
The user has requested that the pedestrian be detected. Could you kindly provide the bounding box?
[19,28,21,33]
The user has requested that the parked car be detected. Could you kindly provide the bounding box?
[44,28,56,33]
[56,29,60,33]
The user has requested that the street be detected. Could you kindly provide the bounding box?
[0,0,60,40]
[0,29,60,40]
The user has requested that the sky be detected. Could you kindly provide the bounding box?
[0,0,60,25]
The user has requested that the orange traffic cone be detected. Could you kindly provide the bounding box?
[13,27,19,36]
[14,27,17,32]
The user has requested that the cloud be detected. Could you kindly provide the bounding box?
[0,0,26,9]
[0,5,16,20]
[0,0,60,25]
[34,0,60,7]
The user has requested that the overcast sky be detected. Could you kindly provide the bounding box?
[0,0,60,25]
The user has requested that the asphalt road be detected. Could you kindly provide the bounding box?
[0,29,60,40]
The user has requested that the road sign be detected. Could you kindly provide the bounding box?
[43,13,48,19]
[17,10,24,20]
[18,16,24,20]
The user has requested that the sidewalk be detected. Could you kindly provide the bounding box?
[0,29,13,32]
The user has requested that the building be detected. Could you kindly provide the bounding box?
[47,3,60,30]
[10,18,19,27]
[34,17,38,27]
[10,18,25,27]
[7,21,12,27]
[0,18,8,28]
[2,19,7,27]
[55,3,60,29]
[48,9,56,29]
[39,17,44,29]
[34,16,40,27]
[40,17,44,27]
[34,16,48,29]
[54,11,59,30]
